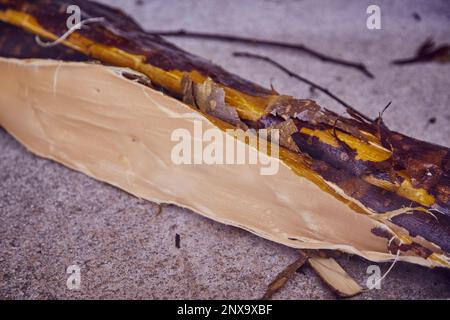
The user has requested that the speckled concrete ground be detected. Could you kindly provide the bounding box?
[0,0,449,299]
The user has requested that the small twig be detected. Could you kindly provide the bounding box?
[379,101,393,119]
[150,29,374,78]
[233,51,372,122]
[376,101,393,141]
[261,251,308,300]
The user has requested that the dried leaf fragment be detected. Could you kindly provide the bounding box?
[267,119,300,153]
[182,75,247,128]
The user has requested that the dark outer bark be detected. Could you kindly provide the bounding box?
[0,0,271,97]
[0,21,88,61]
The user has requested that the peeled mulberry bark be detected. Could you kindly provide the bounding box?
[0,0,449,268]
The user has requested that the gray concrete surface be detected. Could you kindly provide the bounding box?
[1,0,449,299]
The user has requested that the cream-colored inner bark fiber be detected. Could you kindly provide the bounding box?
[0,58,439,267]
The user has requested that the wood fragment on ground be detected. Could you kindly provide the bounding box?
[261,251,308,300]
[308,255,363,298]
[262,250,362,299]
